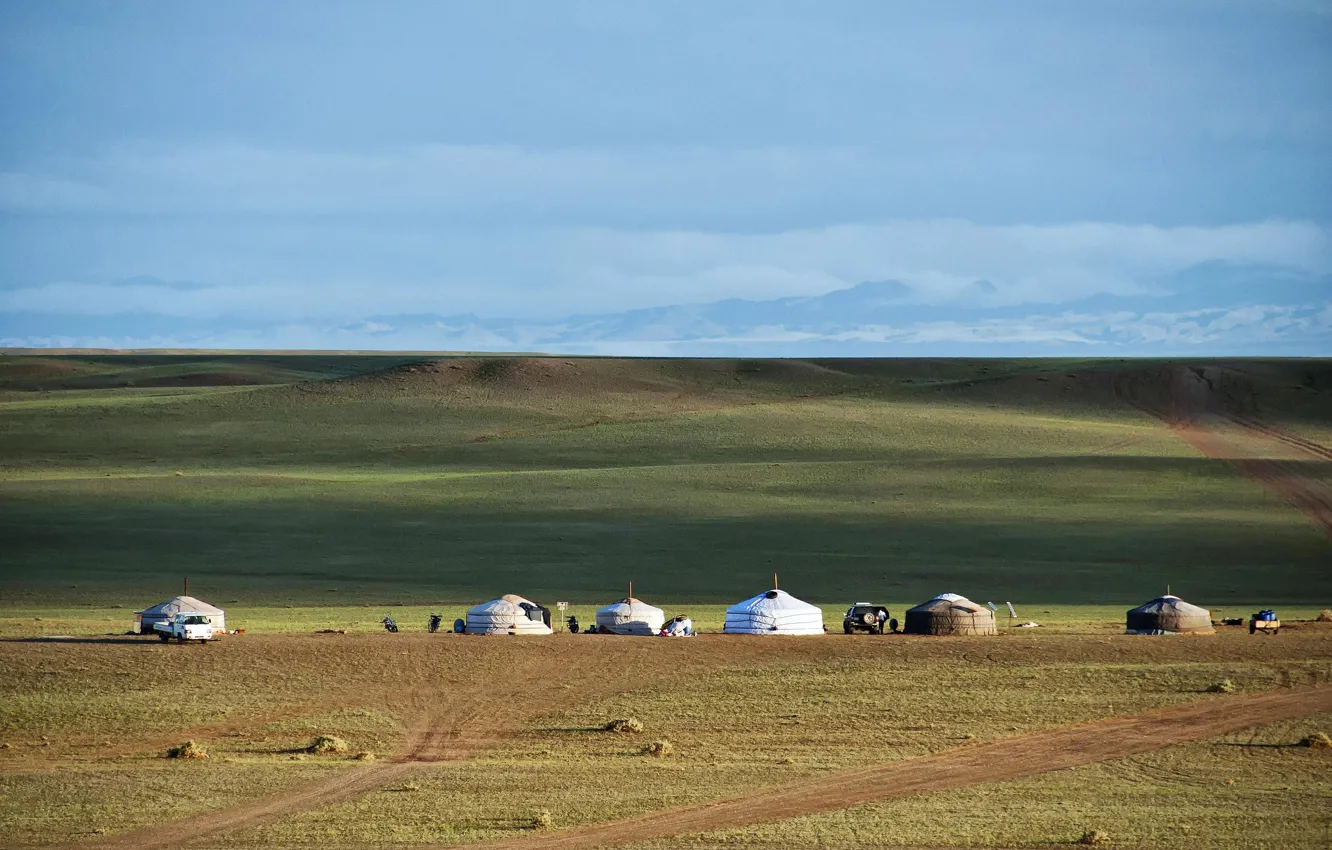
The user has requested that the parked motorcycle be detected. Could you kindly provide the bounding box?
[428,613,442,633]
[381,615,399,633]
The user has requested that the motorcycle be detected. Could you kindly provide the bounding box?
[428,613,442,633]
[381,615,399,633]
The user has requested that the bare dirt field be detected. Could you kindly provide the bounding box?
[450,685,1332,850]
[5,629,1330,850]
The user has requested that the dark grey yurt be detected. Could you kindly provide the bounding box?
[904,593,997,636]
[1124,595,1214,634]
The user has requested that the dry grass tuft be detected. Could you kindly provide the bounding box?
[352,750,376,761]
[643,739,675,758]
[531,809,554,830]
[1300,731,1331,749]
[166,740,208,760]
[604,717,644,734]
[1077,829,1110,845]
[308,735,350,755]
[1207,679,1237,694]
[1317,609,1332,622]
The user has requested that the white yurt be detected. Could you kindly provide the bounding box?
[135,596,226,634]
[464,594,553,635]
[724,589,824,635]
[594,597,666,635]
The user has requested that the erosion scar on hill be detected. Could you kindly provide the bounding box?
[441,685,1332,850]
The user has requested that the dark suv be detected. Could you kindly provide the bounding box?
[843,603,896,634]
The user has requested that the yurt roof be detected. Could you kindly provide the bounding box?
[909,593,985,614]
[727,588,820,614]
[597,597,664,614]
[1128,594,1209,615]
[470,595,541,615]
[135,595,224,616]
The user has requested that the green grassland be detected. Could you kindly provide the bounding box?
[2,354,1329,626]
[1,353,1330,849]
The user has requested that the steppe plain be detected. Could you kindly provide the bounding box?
[1,353,1330,849]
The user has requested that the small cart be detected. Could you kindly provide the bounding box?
[1250,609,1280,635]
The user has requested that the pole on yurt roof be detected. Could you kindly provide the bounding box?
[628,580,633,602]
[773,572,779,590]
[184,577,188,598]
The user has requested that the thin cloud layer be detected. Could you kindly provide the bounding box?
[1,220,1325,322]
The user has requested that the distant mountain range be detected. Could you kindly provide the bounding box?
[3,261,1329,355]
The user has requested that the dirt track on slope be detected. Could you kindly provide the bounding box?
[1174,420,1332,538]
[444,685,1332,850]
[1114,365,1332,539]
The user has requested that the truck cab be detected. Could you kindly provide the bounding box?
[154,613,215,642]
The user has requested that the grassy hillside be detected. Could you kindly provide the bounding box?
[2,353,1331,850]
[1,354,1328,629]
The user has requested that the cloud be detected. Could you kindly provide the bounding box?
[563,220,1331,307]
[0,172,111,213]
[5,300,1326,356]
[5,137,1330,230]
[0,144,894,218]
[1,219,1327,324]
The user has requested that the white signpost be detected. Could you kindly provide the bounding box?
[556,601,569,632]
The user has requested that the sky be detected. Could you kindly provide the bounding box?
[1,0,1329,352]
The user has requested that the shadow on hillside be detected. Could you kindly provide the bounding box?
[0,353,426,391]
[893,359,1332,432]
[932,455,1332,475]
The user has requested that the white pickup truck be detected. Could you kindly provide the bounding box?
[154,613,216,643]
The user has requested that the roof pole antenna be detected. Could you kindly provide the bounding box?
[184,577,188,597]
[1167,583,1171,596]
[628,579,632,601]
[773,572,779,591]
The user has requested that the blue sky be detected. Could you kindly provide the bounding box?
[1,0,1329,352]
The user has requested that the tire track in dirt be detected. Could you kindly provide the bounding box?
[1170,422,1332,539]
[54,717,436,850]
[1230,415,1332,461]
[1113,366,1332,539]
[50,644,743,850]
[0,702,327,775]
[439,685,1332,850]
[45,654,547,850]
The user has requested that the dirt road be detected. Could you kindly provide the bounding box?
[49,650,620,850]
[47,639,841,850]
[1114,365,1332,539]
[442,685,1332,850]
